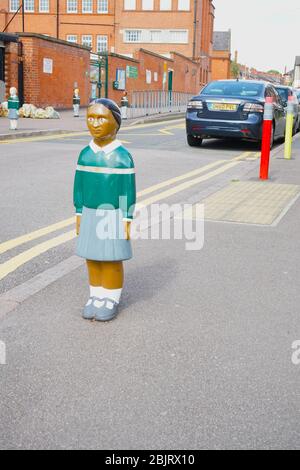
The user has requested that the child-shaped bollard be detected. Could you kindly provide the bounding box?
[73,88,80,117]
[73,99,136,322]
[8,87,20,130]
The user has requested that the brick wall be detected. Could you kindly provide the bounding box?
[211,50,231,81]
[106,49,201,106]
[19,34,90,109]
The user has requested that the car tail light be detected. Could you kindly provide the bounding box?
[187,100,203,110]
[243,103,264,113]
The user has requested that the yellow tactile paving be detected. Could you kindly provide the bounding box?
[184,181,300,225]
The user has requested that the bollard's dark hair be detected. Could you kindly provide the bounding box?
[89,98,122,130]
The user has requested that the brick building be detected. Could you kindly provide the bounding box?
[0,0,215,83]
[0,32,90,108]
[211,30,231,81]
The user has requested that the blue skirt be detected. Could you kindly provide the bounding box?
[76,207,133,262]
[8,109,19,120]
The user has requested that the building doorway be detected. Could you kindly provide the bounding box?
[168,70,173,92]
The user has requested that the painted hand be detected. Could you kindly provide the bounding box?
[124,221,131,240]
[76,215,81,236]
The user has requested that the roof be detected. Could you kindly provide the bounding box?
[0,32,18,43]
[213,31,231,51]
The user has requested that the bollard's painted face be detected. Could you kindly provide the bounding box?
[87,104,118,142]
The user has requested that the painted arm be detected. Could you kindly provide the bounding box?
[73,170,83,235]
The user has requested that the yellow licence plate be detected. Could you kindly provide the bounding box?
[211,103,237,111]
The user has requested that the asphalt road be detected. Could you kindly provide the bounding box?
[0,119,300,450]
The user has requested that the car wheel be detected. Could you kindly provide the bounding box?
[187,135,203,147]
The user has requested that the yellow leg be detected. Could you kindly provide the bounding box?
[86,260,124,289]
[101,261,124,289]
[86,260,102,287]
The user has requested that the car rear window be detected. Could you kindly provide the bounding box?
[201,81,264,97]
[276,88,290,102]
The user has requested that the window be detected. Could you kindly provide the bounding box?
[97,0,108,13]
[142,0,154,9]
[169,30,188,43]
[150,30,162,42]
[124,0,136,10]
[202,81,264,97]
[160,0,171,10]
[125,30,142,43]
[97,35,108,52]
[10,0,19,11]
[24,0,34,12]
[178,0,190,10]
[67,35,78,43]
[67,0,78,13]
[39,0,49,12]
[82,35,92,49]
[82,0,93,13]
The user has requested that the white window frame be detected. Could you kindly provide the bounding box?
[97,35,108,53]
[169,30,188,43]
[150,30,162,43]
[82,0,93,13]
[97,0,108,13]
[10,0,20,11]
[178,0,190,10]
[124,0,136,10]
[142,0,154,10]
[24,0,35,12]
[160,0,172,10]
[67,0,78,13]
[124,30,142,43]
[82,35,93,49]
[124,29,188,44]
[39,0,49,12]
[66,35,78,43]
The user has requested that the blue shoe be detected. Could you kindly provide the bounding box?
[93,298,119,322]
[82,297,95,320]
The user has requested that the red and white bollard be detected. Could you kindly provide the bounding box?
[260,97,273,180]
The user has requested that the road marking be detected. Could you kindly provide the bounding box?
[0,119,185,144]
[0,158,227,255]
[0,231,76,282]
[0,159,241,282]
[138,159,226,197]
[0,217,75,255]
[137,160,240,207]
[159,128,174,135]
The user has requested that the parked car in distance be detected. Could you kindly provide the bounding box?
[186,80,286,147]
[274,85,300,133]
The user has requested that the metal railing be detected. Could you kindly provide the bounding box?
[126,91,194,119]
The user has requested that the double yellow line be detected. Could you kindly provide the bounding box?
[0,152,252,281]
[0,119,185,145]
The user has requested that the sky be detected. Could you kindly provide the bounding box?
[213,0,299,73]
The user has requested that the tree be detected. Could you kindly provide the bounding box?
[231,62,240,79]
[267,70,281,75]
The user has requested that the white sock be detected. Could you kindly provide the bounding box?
[103,288,122,307]
[90,286,105,299]
[89,286,123,309]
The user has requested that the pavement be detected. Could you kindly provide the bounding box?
[0,109,185,141]
[0,120,300,450]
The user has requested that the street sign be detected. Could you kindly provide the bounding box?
[126,66,138,79]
